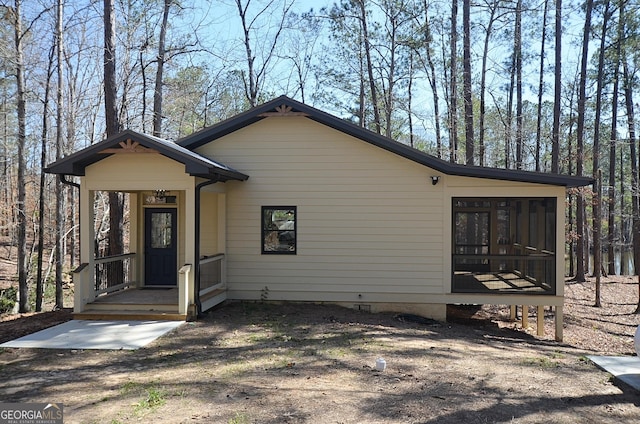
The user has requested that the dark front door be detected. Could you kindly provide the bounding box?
[145,208,177,286]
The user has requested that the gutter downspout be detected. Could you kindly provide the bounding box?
[59,174,80,189]
[194,176,220,317]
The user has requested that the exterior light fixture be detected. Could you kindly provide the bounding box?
[431,176,440,185]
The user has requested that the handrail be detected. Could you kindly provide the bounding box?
[73,263,89,273]
[94,253,136,295]
[199,253,225,264]
[94,252,136,264]
[453,253,554,260]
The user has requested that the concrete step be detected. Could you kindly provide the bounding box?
[84,302,177,313]
[74,309,187,321]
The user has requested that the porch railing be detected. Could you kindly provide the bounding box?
[95,253,136,295]
[199,254,225,295]
[452,252,555,295]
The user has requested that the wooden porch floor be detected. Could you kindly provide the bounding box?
[74,287,186,321]
[453,271,553,294]
[93,287,178,305]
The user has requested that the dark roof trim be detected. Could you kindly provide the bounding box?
[178,95,593,188]
[45,129,249,182]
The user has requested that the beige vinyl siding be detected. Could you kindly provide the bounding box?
[199,192,219,255]
[84,153,193,191]
[196,117,445,303]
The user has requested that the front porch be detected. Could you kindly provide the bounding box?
[72,253,228,321]
[73,287,185,321]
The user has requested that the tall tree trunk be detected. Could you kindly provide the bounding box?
[479,1,499,167]
[153,0,171,137]
[592,2,611,307]
[383,8,397,139]
[408,49,414,148]
[449,0,459,162]
[104,0,119,137]
[506,46,515,169]
[36,45,55,312]
[357,0,381,134]
[623,59,640,312]
[574,0,594,282]
[235,0,292,108]
[236,0,257,106]
[462,0,474,165]
[535,0,549,172]
[104,0,124,260]
[13,0,29,313]
[567,78,577,276]
[620,147,626,275]
[421,1,442,158]
[515,0,523,170]
[551,0,561,174]
[608,2,622,276]
[55,0,65,309]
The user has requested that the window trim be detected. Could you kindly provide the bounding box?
[261,206,297,255]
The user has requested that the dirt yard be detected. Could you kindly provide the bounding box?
[1,276,639,423]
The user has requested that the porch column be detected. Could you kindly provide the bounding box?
[184,187,196,306]
[77,187,96,312]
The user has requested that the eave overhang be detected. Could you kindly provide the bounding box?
[45,129,249,182]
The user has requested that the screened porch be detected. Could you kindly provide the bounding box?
[452,197,557,295]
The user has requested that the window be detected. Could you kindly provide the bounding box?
[262,207,296,254]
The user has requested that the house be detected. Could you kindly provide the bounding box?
[45,96,593,341]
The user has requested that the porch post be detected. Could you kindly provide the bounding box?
[555,305,563,342]
[555,193,565,343]
[185,187,196,309]
[77,187,96,312]
[129,193,139,287]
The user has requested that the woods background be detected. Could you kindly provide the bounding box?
[0,0,638,313]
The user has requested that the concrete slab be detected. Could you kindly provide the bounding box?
[588,355,640,391]
[0,320,183,350]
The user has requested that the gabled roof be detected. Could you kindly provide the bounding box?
[178,95,593,188]
[45,129,249,182]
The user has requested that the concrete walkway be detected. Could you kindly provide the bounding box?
[588,355,640,391]
[0,320,183,350]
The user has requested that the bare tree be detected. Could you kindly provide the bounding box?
[36,42,54,312]
[356,0,381,134]
[462,0,474,165]
[514,0,523,170]
[54,0,64,309]
[551,0,561,174]
[622,44,640,312]
[152,0,172,137]
[574,0,594,283]
[104,0,124,260]
[592,1,612,306]
[10,0,29,312]
[235,0,293,107]
[535,0,549,172]
[419,0,443,158]
[449,0,458,162]
[608,1,623,276]
[477,0,508,167]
